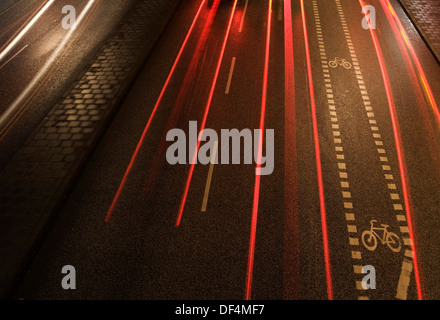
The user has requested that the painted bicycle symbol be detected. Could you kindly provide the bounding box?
[329,57,352,69]
[361,220,402,253]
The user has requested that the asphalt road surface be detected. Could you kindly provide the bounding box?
[0,0,139,168]
[6,0,440,300]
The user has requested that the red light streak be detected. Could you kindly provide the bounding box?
[381,0,440,129]
[105,0,208,222]
[142,1,219,197]
[283,0,299,299]
[300,0,333,300]
[175,0,238,227]
[378,0,440,183]
[244,0,272,301]
[359,0,424,300]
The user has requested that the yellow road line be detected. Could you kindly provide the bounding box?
[225,57,236,94]
[238,0,249,33]
[201,141,218,212]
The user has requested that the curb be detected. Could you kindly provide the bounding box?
[396,0,440,64]
[0,0,182,299]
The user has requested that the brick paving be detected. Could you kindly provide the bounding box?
[0,0,180,298]
[398,0,440,62]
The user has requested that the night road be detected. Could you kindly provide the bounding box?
[1,0,440,304]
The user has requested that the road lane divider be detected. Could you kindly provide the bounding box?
[238,0,249,33]
[0,44,28,70]
[0,0,26,18]
[201,140,218,212]
[378,0,440,183]
[244,0,272,301]
[336,0,423,300]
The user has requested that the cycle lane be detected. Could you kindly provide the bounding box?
[341,0,440,300]
[302,0,424,299]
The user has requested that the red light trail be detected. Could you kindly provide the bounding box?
[359,0,424,300]
[105,0,208,222]
[300,0,334,300]
[175,0,238,227]
[244,0,273,301]
[283,0,300,300]
[380,0,440,129]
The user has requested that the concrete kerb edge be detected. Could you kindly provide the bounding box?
[395,0,440,64]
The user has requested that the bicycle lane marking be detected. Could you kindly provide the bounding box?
[310,1,363,300]
[335,0,416,300]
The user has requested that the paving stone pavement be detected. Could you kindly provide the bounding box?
[398,0,440,62]
[0,0,180,298]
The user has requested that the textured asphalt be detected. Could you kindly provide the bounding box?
[2,0,440,301]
